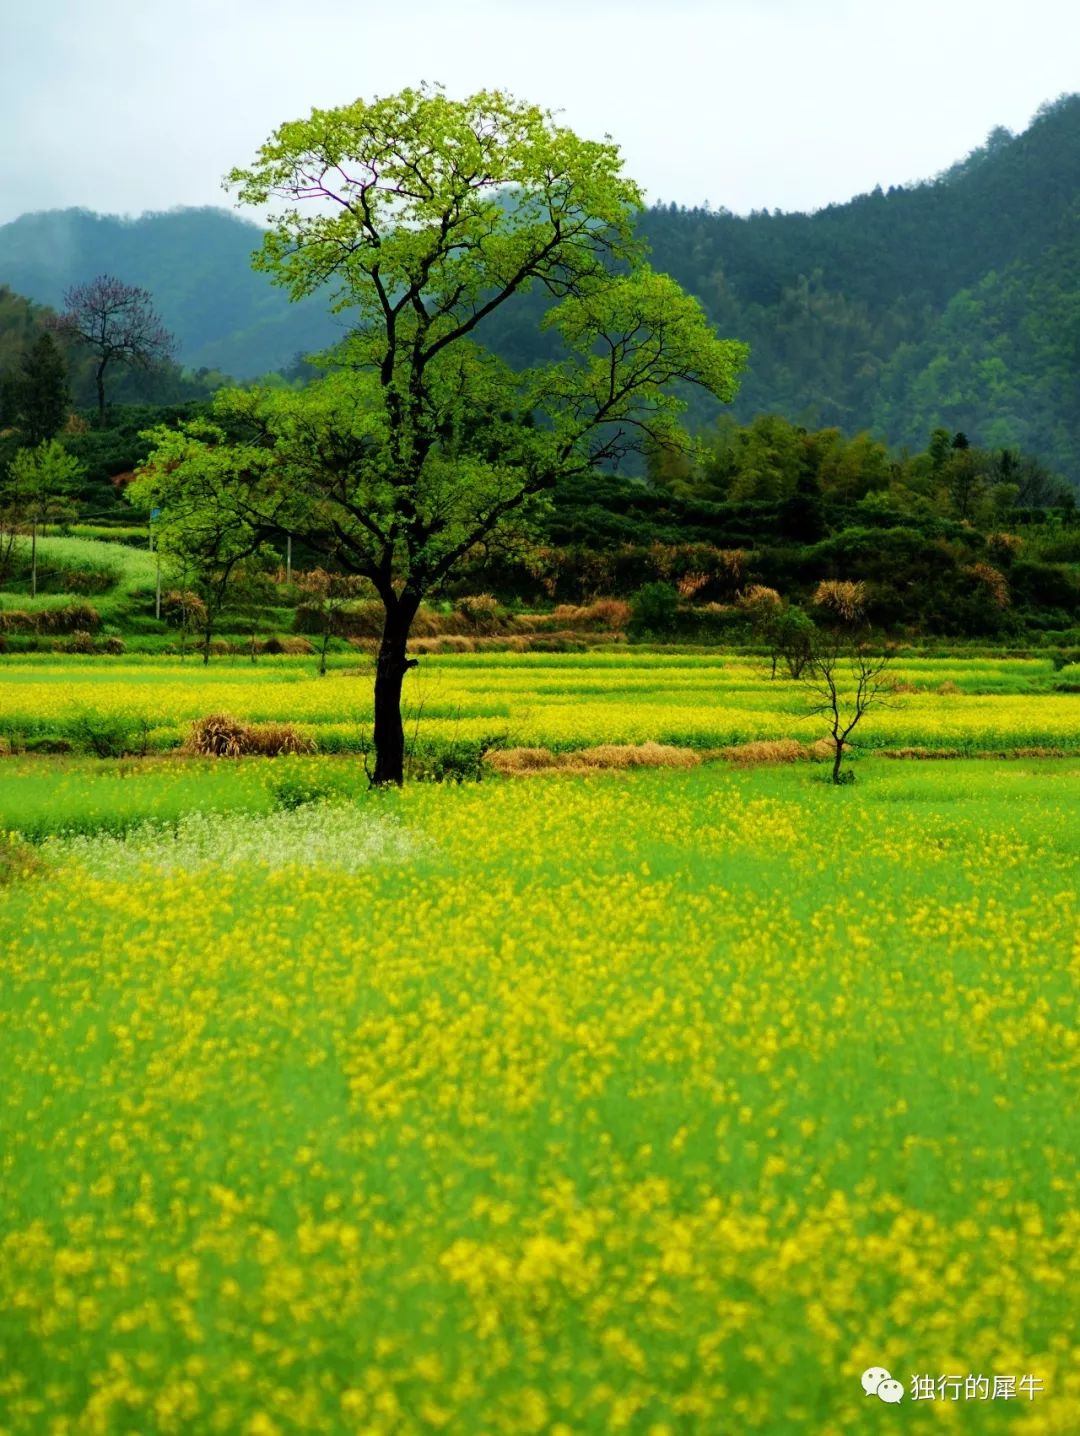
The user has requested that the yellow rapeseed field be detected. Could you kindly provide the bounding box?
[1,759,1078,1433]
[0,652,1078,755]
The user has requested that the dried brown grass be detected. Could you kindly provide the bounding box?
[708,738,820,765]
[488,742,700,776]
[185,713,316,758]
[567,742,700,769]
[487,747,558,774]
[880,746,964,760]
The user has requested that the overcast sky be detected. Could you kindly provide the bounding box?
[3,0,1078,227]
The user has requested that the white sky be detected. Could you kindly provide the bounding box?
[3,0,1078,226]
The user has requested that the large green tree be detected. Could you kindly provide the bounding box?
[137,86,747,783]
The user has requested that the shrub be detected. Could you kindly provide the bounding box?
[487,746,558,774]
[340,600,390,638]
[66,630,97,654]
[55,562,120,595]
[103,636,126,655]
[964,562,1010,610]
[58,604,102,635]
[163,590,207,628]
[712,739,810,765]
[813,579,866,623]
[986,533,1022,566]
[454,593,501,633]
[676,570,711,600]
[66,710,143,758]
[629,582,680,637]
[409,734,507,783]
[549,598,632,632]
[488,742,700,775]
[0,832,45,885]
[737,584,783,615]
[12,603,103,635]
[1010,562,1080,614]
[270,773,337,810]
[584,598,632,630]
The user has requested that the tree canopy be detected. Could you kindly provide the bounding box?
[135,85,747,781]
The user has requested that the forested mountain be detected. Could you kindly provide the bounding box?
[0,207,340,378]
[635,94,1080,480]
[3,94,1080,478]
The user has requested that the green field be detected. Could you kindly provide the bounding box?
[2,643,1079,1433]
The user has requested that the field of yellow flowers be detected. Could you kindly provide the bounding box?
[2,751,1079,1433]
[1,650,1079,756]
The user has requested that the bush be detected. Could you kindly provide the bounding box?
[54,562,120,595]
[629,582,680,637]
[1010,562,1080,614]
[162,590,207,629]
[42,604,102,635]
[270,773,337,810]
[65,710,149,758]
[813,579,866,623]
[409,734,507,783]
[0,832,45,885]
[0,604,103,636]
[549,598,632,632]
[454,593,502,633]
[66,630,97,654]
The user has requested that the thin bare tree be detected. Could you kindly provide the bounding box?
[799,629,894,784]
[52,276,175,424]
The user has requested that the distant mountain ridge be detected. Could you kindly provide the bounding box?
[3,93,1080,481]
[0,206,340,378]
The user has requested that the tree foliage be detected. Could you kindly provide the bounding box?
[136,86,747,782]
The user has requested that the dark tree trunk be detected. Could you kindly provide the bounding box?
[95,359,108,426]
[832,739,844,784]
[372,598,418,786]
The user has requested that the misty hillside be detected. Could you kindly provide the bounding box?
[3,94,1080,479]
[0,206,341,377]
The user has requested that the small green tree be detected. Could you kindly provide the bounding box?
[136,85,747,783]
[5,441,82,595]
[12,334,69,444]
[629,581,680,638]
[128,435,270,663]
